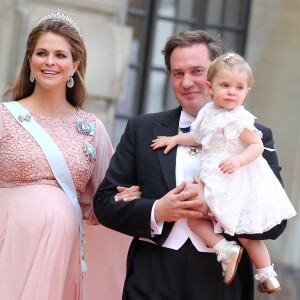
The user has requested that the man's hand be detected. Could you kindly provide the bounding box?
[185,176,216,220]
[184,176,207,212]
[154,181,205,222]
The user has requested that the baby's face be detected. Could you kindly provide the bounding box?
[207,66,251,110]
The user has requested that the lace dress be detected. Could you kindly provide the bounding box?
[191,102,296,236]
[0,103,131,300]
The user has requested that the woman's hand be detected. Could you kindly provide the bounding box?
[114,185,141,201]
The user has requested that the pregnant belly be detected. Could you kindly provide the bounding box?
[0,185,79,251]
[0,185,81,299]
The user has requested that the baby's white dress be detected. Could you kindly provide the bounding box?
[191,102,296,236]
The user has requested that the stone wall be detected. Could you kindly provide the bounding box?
[246,1,300,298]
[0,0,132,136]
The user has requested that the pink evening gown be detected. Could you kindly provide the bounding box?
[0,103,131,300]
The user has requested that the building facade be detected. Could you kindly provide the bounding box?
[1,0,299,298]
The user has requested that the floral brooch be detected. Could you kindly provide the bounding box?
[84,141,96,161]
[77,118,96,161]
[76,118,95,136]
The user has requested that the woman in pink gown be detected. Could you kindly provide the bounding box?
[0,9,137,300]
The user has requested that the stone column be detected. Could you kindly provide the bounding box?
[0,0,132,137]
[246,0,300,265]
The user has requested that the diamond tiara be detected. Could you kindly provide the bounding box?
[36,9,82,37]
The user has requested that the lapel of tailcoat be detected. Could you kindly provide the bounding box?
[151,107,181,191]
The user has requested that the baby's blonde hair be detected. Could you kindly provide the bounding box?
[207,52,254,87]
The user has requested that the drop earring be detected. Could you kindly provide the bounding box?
[67,75,74,88]
[30,71,35,83]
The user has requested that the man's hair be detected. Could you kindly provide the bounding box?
[161,30,224,72]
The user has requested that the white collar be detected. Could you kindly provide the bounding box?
[179,110,196,128]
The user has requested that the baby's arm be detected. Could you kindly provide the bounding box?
[219,128,264,174]
[151,132,199,154]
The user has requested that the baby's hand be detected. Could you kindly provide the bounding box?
[151,136,178,154]
[219,156,241,174]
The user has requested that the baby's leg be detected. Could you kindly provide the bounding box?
[188,218,243,285]
[188,218,223,248]
[238,238,280,294]
[238,238,271,269]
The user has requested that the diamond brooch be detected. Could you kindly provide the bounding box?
[76,118,96,161]
[76,119,95,136]
[187,147,201,156]
[84,141,96,161]
[18,114,31,123]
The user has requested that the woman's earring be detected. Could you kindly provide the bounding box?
[67,75,74,88]
[30,71,35,83]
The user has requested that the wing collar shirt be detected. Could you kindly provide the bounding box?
[144,109,215,252]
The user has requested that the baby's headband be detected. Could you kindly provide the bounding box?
[223,53,236,62]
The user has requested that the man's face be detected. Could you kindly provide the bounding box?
[170,43,212,117]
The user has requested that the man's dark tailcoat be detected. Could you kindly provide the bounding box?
[94,106,286,300]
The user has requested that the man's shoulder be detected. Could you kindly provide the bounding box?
[254,122,273,141]
[132,107,181,123]
[254,122,271,132]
